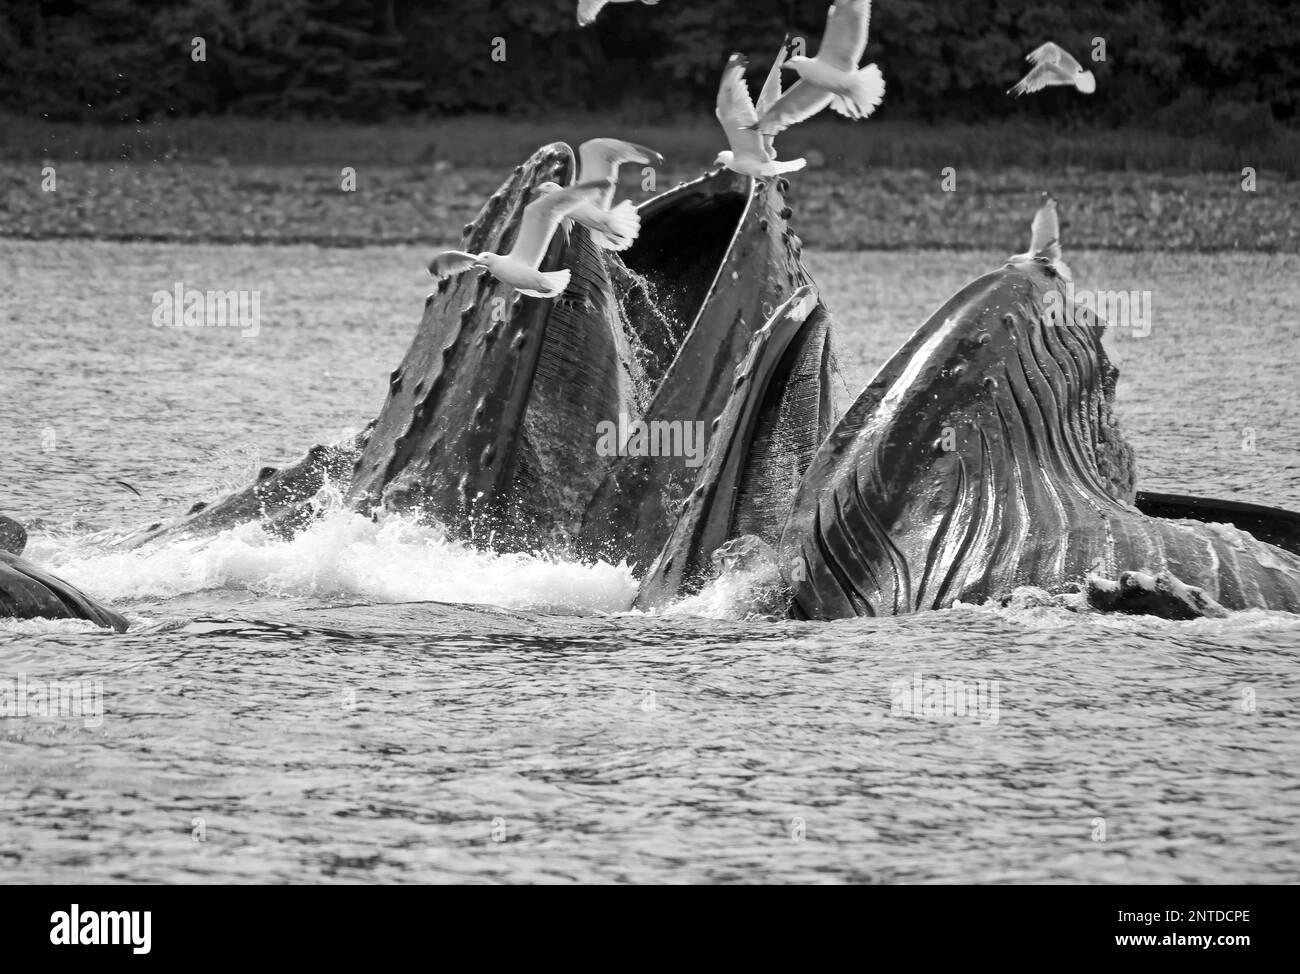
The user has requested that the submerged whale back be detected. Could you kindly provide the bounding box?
[780,261,1300,619]
[0,550,129,632]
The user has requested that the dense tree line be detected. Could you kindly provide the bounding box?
[0,0,1292,137]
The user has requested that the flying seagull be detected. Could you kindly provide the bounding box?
[537,138,664,251]
[1009,42,1096,96]
[714,53,807,178]
[578,0,659,27]
[428,179,612,298]
[751,0,885,137]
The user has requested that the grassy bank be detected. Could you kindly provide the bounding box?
[2,112,1298,175]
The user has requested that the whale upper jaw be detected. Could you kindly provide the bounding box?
[343,142,614,548]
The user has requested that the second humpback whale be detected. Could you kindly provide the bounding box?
[638,204,1300,619]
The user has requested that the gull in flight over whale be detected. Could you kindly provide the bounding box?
[714,51,807,178]
[577,0,659,27]
[1009,42,1096,96]
[428,179,612,299]
[750,0,885,137]
[536,138,664,251]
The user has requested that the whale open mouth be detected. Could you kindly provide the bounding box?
[617,176,749,390]
[116,146,814,556]
[338,150,813,556]
[577,170,814,567]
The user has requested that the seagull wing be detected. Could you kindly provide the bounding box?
[756,39,790,158]
[716,54,770,163]
[578,138,665,208]
[752,79,835,137]
[507,179,613,268]
[577,0,609,27]
[428,250,481,279]
[1026,41,1063,65]
[757,39,788,116]
[1028,197,1061,260]
[817,0,872,71]
[1009,61,1073,96]
[1027,41,1083,74]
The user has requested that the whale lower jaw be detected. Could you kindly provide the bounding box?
[634,285,834,610]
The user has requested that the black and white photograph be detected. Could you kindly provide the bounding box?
[0,0,1297,919]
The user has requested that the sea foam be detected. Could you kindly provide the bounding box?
[27,501,639,616]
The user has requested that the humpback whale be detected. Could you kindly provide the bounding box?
[109,143,815,569]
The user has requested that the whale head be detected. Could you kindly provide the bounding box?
[775,251,1137,618]
[342,144,817,558]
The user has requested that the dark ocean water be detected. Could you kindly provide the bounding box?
[2,240,1298,883]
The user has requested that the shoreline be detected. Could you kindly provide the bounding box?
[3,161,1296,252]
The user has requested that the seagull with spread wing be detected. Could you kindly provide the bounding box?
[1009,42,1096,96]
[577,0,659,27]
[1009,195,1072,280]
[714,52,807,178]
[536,138,663,251]
[428,179,612,298]
[751,0,885,137]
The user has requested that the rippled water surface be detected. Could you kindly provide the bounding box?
[2,241,1299,883]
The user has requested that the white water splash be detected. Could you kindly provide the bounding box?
[28,503,639,616]
[662,560,787,621]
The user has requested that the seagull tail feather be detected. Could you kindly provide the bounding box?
[850,64,885,117]
[829,65,885,120]
[593,200,641,251]
[765,157,806,176]
[525,269,571,299]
